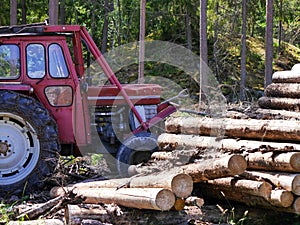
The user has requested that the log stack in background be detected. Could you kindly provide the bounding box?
[157,66,300,215]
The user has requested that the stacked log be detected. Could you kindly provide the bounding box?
[258,66,300,110]
[160,113,300,214]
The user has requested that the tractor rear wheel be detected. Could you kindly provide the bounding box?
[0,91,60,197]
[116,132,157,177]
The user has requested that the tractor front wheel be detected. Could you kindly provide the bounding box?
[0,91,60,197]
[116,132,158,177]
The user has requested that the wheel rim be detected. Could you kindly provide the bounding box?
[129,151,151,165]
[0,113,40,185]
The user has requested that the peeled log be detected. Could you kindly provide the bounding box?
[63,188,175,211]
[256,108,300,120]
[165,116,300,142]
[51,173,193,199]
[157,133,300,153]
[65,204,110,225]
[245,151,300,172]
[242,171,300,195]
[272,70,300,83]
[269,189,294,208]
[258,96,300,111]
[131,154,247,182]
[7,220,64,225]
[206,177,272,199]
[265,83,300,98]
[199,183,294,210]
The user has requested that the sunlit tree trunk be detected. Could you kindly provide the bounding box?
[199,0,208,106]
[240,0,247,101]
[10,0,17,25]
[138,0,146,83]
[265,0,274,87]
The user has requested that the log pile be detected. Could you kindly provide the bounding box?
[159,94,300,215]
[258,64,300,111]
[151,66,300,215]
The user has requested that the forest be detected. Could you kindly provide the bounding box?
[2,0,300,102]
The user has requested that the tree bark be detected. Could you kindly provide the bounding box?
[51,173,193,199]
[62,188,176,211]
[245,151,300,172]
[21,0,26,24]
[241,171,300,195]
[157,133,300,153]
[258,96,300,111]
[265,83,300,98]
[272,70,300,83]
[165,116,300,142]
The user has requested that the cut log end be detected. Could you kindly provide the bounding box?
[293,197,300,214]
[156,189,176,211]
[270,190,294,208]
[292,175,300,195]
[173,198,185,211]
[227,155,247,175]
[290,153,300,171]
[171,174,193,198]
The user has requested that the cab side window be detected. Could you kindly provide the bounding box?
[49,44,69,78]
[0,44,20,79]
[26,44,46,78]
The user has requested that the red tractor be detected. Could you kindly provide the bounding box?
[0,23,177,196]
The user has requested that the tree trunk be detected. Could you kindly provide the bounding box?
[265,83,300,98]
[138,0,146,83]
[131,154,247,182]
[101,0,109,53]
[10,0,17,26]
[165,116,300,142]
[157,133,300,153]
[199,0,208,105]
[265,0,274,87]
[21,0,26,24]
[62,188,176,211]
[49,0,59,25]
[272,70,300,83]
[185,9,192,50]
[258,96,300,111]
[245,151,300,172]
[239,0,247,101]
[241,170,300,195]
[51,173,193,199]
[59,0,66,24]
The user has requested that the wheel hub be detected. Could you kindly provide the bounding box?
[0,141,9,156]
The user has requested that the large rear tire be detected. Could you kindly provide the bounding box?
[0,91,60,197]
[116,132,158,177]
